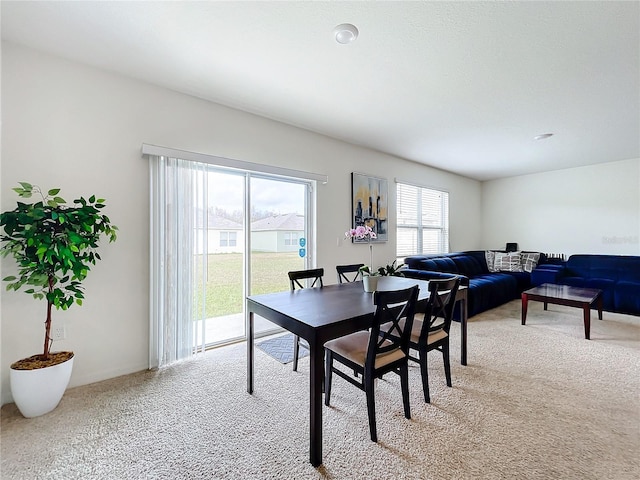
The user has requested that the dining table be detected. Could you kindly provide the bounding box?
[246,276,468,467]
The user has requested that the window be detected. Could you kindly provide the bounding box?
[220,231,237,247]
[284,232,298,246]
[396,182,449,258]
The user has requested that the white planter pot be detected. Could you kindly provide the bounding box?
[10,354,74,418]
[363,275,379,292]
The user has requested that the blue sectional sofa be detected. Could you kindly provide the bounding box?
[531,254,640,316]
[403,250,551,318]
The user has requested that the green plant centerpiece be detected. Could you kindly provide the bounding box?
[0,182,117,371]
[359,260,406,277]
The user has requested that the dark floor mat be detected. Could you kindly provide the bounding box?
[256,333,309,364]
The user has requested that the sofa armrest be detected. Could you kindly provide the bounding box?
[530,265,564,286]
[402,268,470,287]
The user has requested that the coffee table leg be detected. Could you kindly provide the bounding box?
[597,295,603,320]
[583,306,591,340]
[521,293,528,325]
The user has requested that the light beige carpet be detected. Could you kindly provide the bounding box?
[2,300,639,480]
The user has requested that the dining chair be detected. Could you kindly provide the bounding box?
[288,268,324,372]
[381,276,460,403]
[323,285,419,442]
[336,263,365,284]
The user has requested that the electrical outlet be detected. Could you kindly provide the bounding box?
[52,325,66,341]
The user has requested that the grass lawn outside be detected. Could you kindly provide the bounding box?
[194,252,304,318]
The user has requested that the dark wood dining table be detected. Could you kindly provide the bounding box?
[246,276,468,467]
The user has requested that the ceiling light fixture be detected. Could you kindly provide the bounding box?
[333,23,359,44]
[534,133,554,140]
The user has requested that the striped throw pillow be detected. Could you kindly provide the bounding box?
[494,252,523,272]
[520,252,540,273]
[485,250,498,272]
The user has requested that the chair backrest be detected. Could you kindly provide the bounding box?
[336,264,365,284]
[421,277,461,337]
[367,286,420,369]
[288,268,324,291]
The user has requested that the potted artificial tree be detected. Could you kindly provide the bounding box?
[0,182,117,417]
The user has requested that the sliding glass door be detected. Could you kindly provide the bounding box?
[148,146,324,368]
[250,176,309,336]
[193,169,245,348]
[195,168,311,347]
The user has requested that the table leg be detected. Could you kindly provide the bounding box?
[247,311,254,394]
[521,294,528,325]
[309,337,323,467]
[596,295,603,320]
[583,306,591,340]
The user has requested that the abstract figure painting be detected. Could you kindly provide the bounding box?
[351,172,388,243]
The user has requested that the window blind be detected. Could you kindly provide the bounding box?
[396,182,449,257]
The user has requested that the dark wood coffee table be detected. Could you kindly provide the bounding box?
[521,283,603,339]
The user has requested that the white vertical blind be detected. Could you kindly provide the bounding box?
[149,155,206,368]
[396,182,449,257]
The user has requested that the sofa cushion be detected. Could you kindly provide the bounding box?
[531,265,563,286]
[566,255,619,280]
[617,257,640,283]
[452,255,483,276]
[584,278,616,311]
[494,252,523,272]
[416,259,439,271]
[561,276,587,288]
[432,257,458,273]
[615,281,640,315]
[466,273,519,317]
[504,271,533,291]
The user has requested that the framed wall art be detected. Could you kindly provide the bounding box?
[351,172,388,243]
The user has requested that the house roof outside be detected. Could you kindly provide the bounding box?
[198,212,303,231]
[251,213,304,232]
[196,213,243,230]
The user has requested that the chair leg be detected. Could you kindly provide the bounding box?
[364,374,377,442]
[442,341,452,388]
[292,335,300,372]
[400,363,411,419]
[324,351,333,406]
[419,349,431,403]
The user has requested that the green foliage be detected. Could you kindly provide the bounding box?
[359,260,406,277]
[376,260,406,277]
[0,183,117,357]
[193,252,302,318]
[358,265,380,277]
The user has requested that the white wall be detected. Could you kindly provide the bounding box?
[481,158,640,255]
[0,43,481,405]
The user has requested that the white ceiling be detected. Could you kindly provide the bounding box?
[2,1,639,181]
